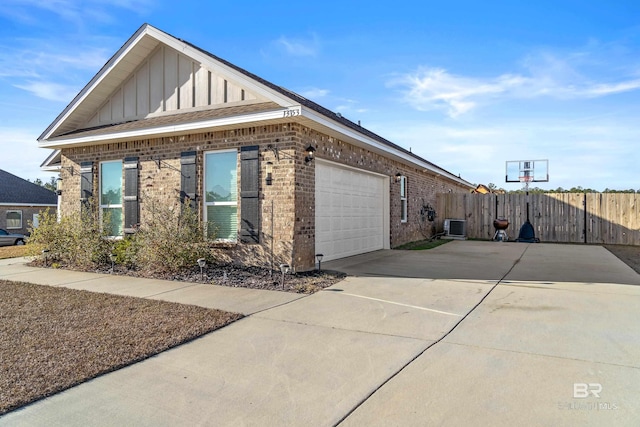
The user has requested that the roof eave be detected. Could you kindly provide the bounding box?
[38,106,302,149]
[299,107,474,188]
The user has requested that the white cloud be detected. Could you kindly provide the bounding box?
[0,46,110,78]
[0,0,154,26]
[275,34,320,57]
[390,48,640,117]
[299,87,330,99]
[14,81,79,102]
[0,128,56,182]
[0,39,111,101]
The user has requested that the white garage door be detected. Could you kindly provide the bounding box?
[315,161,388,261]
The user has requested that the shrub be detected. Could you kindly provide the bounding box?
[111,236,138,269]
[132,198,213,275]
[26,197,215,275]
[26,204,112,269]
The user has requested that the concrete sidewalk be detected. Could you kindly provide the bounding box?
[0,257,303,315]
[1,241,639,426]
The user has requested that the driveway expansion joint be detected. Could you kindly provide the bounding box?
[336,244,532,426]
[441,341,640,369]
[252,315,435,342]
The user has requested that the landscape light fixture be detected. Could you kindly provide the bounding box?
[197,258,206,281]
[279,263,290,290]
[265,161,273,186]
[42,249,50,267]
[315,253,324,271]
[109,253,117,273]
[304,145,316,164]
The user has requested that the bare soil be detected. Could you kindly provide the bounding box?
[0,280,242,415]
[605,245,640,275]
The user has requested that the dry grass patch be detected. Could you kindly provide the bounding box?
[0,245,28,259]
[605,245,640,275]
[0,280,242,414]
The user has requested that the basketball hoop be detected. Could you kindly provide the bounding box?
[519,175,533,183]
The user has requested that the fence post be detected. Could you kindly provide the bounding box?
[583,193,587,244]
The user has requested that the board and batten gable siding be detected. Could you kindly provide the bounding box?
[85,45,259,129]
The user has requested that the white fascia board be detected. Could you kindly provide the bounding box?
[41,165,61,172]
[40,149,61,168]
[300,107,471,187]
[38,106,302,149]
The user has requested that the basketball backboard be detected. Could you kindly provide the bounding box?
[505,159,549,183]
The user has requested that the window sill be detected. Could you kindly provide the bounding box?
[210,241,238,249]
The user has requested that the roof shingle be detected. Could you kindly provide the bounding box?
[0,170,57,205]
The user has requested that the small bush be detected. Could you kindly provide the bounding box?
[111,237,138,269]
[132,198,213,275]
[26,197,216,275]
[26,204,112,269]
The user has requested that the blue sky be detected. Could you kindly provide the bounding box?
[1,0,639,191]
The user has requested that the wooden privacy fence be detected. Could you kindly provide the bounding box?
[436,193,640,246]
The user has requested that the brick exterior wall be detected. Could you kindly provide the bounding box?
[57,122,469,271]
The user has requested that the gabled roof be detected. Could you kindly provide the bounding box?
[39,24,473,188]
[0,170,57,206]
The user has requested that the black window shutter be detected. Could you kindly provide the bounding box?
[80,161,93,214]
[240,145,259,244]
[180,151,197,209]
[123,157,139,234]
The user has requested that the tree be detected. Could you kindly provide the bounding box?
[31,176,57,192]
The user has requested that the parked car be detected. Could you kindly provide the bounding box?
[0,229,26,246]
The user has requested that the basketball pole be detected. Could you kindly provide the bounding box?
[525,179,530,223]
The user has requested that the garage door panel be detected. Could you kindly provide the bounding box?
[315,162,385,262]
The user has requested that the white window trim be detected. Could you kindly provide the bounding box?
[203,149,238,242]
[6,210,23,229]
[400,176,408,223]
[99,160,123,238]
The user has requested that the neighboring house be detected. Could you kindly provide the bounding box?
[0,169,57,236]
[39,24,473,270]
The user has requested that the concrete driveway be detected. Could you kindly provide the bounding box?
[1,241,639,426]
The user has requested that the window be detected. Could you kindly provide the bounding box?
[204,150,238,241]
[100,160,123,236]
[6,210,22,229]
[400,176,408,223]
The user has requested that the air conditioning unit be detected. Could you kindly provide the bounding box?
[444,219,466,239]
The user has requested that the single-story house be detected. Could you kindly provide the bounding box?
[39,23,473,270]
[0,169,57,236]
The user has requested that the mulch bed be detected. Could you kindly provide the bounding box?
[0,280,242,415]
[31,260,347,294]
[136,264,346,293]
